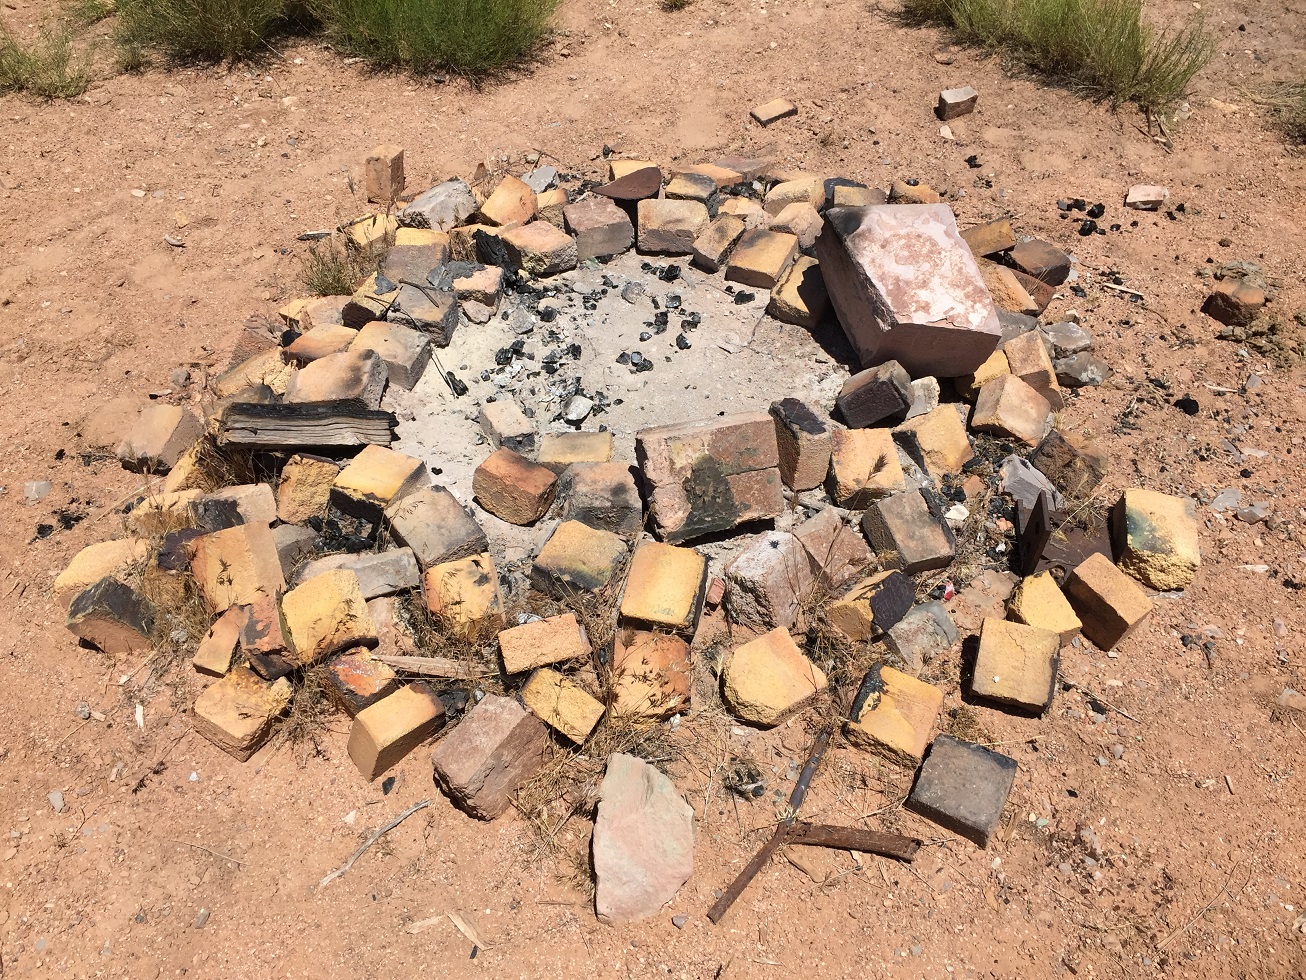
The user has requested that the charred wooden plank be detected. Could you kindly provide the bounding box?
[217,401,397,453]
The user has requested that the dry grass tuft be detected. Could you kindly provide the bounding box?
[0,22,93,99]
[272,665,336,762]
[300,238,375,297]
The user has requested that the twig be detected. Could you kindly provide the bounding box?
[1155,858,1255,951]
[1100,282,1145,298]
[167,839,248,866]
[1063,680,1141,723]
[371,654,489,678]
[319,800,431,889]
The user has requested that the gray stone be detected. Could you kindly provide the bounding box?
[1236,502,1271,524]
[25,480,52,504]
[998,455,1066,512]
[564,396,595,423]
[906,735,1017,847]
[462,300,495,325]
[294,548,420,599]
[271,523,319,579]
[997,310,1039,345]
[479,400,536,454]
[936,86,979,120]
[884,601,959,672]
[1039,320,1093,358]
[560,462,643,539]
[398,179,478,232]
[905,377,941,421]
[1054,352,1112,388]
[48,791,65,813]
[430,694,552,820]
[386,285,459,348]
[594,753,694,923]
[523,165,558,193]
[837,360,912,428]
[1209,487,1241,513]
[384,486,488,568]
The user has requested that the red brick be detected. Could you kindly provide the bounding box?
[472,447,558,525]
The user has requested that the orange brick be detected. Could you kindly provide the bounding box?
[472,447,558,525]
[618,541,708,634]
[1063,553,1153,651]
[190,522,284,613]
[721,628,827,727]
[348,682,446,780]
[611,630,691,719]
[281,568,378,666]
[192,667,292,761]
[970,374,1052,447]
[498,612,591,675]
[423,554,504,638]
[845,665,943,765]
[478,175,537,227]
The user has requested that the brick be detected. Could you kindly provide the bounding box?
[1124,184,1169,211]
[348,682,446,780]
[193,483,277,532]
[276,454,339,524]
[117,403,204,474]
[1008,571,1080,641]
[675,163,742,189]
[385,485,487,568]
[350,322,430,390]
[608,159,658,180]
[279,297,311,328]
[1009,239,1071,286]
[906,735,1016,847]
[976,258,1039,316]
[1029,429,1108,498]
[193,605,245,676]
[722,627,827,727]
[54,538,150,610]
[826,428,905,507]
[332,445,427,522]
[817,205,1002,377]
[239,591,294,679]
[324,648,398,716]
[1202,278,1265,327]
[830,184,886,208]
[636,199,710,255]
[285,349,388,408]
[861,490,955,574]
[763,176,824,216]
[718,196,770,229]
[500,221,578,277]
[161,439,208,493]
[213,348,295,399]
[770,202,822,250]
[956,348,1010,402]
[387,284,459,347]
[282,568,377,667]
[792,508,874,589]
[66,577,155,655]
[191,522,284,613]
[345,212,397,252]
[1062,552,1153,651]
[769,398,831,492]
[295,548,420,599]
[399,179,478,232]
[845,665,944,766]
[636,412,783,543]
[725,228,798,288]
[971,618,1059,714]
[1002,330,1065,410]
[122,489,199,536]
[448,223,511,264]
[936,85,979,120]
[272,524,318,579]
[364,143,404,203]
[530,520,628,598]
[724,530,815,630]
[452,265,503,306]
[894,407,975,481]
[478,175,537,227]
[751,98,798,126]
[619,541,708,635]
[596,166,662,204]
[889,181,942,205]
[559,461,643,538]
[960,218,1016,257]
[564,196,634,261]
[479,399,535,454]
[611,629,691,719]
[1113,488,1200,591]
[665,172,719,211]
[885,601,959,673]
[430,694,551,820]
[538,431,613,472]
[715,155,771,181]
[472,447,557,525]
[193,667,292,761]
[971,374,1053,447]
[520,668,605,744]
[691,214,746,273]
[837,360,912,427]
[826,570,915,641]
[536,188,568,228]
[381,243,445,286]
[498,611,592,674]
[298,295,353,330]
[285,324,358,365]
[767,255,829,329]
[368,595,418,660]
[393,227,450,250]
[423,554,505,639]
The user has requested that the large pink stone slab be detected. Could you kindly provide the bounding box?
[816,204,1003,378]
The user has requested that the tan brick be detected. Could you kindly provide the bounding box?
[1113,488,1200,591]
[1008,571,1081,642]
[1030,429,1108,499]
[364,144,404,203]
[213,348,295,399]
[611,629,691,719]
[324,648,399,717]
[888,181,941,205]
[718,196,770,229]
[893,405,975,479]
[1002,330,1065,410]
[664,172,718,206]
[751,97,798,126]
[530,520,628,598]
[959,218,1016,257]
[1063,552,1153,651]
[192,667,293,761]
[453,265,503,306]
[956,348,1010,402]
[500,221,578,277]
[285,348,388,409]
[54,538,150,610]
[826,428,905,508]
[478,175,537,227]
[619,541,708,634]
[348,682,446,780]
[770,202,822,250]
[285,324,358,365]
[350,322,430,390]
[276,454,340,524]
[970,374,1052,447]
[479,399,535,454]
[770,398,831,491]
[472,447,558,525]
[763,176,824,216]
[294,548,420,600]
[345,212,396,251]
[161,439,207,493]
[564,196,634,261]
[826,570,916,641]
[125,489,201,536]
[449,223,514,264]
[332,444,428,521]
[1010,239,1071,286]
[117,403,204,474]
[675,163,742,189]
[368,595,419,661]
[976,259,1038,316]
[725,228,799,289]
[430,694,551,820]
[1202,278,1265,327]
[282,568,377,667]
[393,227,450,249]
[609,159,657,180]
[767,255,829,329]
[341,272,399,328]
[722,627,827,727]
[559,461,643,538]
[498,611,592,674]
[65,578,155,655]
[538,431,613,472]
[536,187,568,228]
[298,295,352,330]
[845,665,944,765]
[191,522,284,613]
[193,604,245,677]
[937,85,979,119]
[691,214,746,273]
[971,618,1060,713]
[520,668,605,744]
[636,199,711,255]
[861,489,956,574]
[384,485,487,569]
[830,184,886,208]
[279,296,311,328]
[423,554,505,638]
[193,483,277,533]
[792,508,874,589]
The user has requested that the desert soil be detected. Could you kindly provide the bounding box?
[2,0,1305,976]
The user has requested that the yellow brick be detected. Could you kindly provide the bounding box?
[537,431,614,473]
[498,612,591,674]
[826,571,915,642]
[278,297,312,327]
[618,541,708,634]
[724,228,799,289]
[161,439,208,493]
[192,667,292,761]
[345,213,397,251]
[424,554,505,638]
[894,405,974,479]
[212,348,295,400]
[611,630,691,719]
[971,618,1060,713]
[520,668,605,743]
[190,522,284,614]
[125,489,201,536]
[956,349,1010,403]
[347,682,446,780]
[826,428,905,508]
[332,444,427,519]
[722,627,827,727]
[193,605,245,677]
[282,568,377,666]
[1008,572,1080,642]
[478,175,537,227]
[276,454,340,524]
[609,159,658,180]
[393,227,450,251]
[1113,488,1200,592]
[845,665,943,765]
[53,538,150,611]
[1063,553,1153,651]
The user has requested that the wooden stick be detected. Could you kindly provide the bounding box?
[1100,282,1144,298]
[372,654,488,678]
[788,823,921,862]
[707,725,833,924]
[319,800,431,889]
[167,838,248,866]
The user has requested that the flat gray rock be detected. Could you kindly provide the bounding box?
[906,735,1017,847]
[398,179,478,232]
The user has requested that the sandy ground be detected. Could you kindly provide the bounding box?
[2,0,1306,976]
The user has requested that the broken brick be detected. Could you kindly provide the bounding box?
[498,611,592,674]
[190,522,284,613]
[285,348,388,409]
[478,175,537,227]
[763,175,824,216]
[826,570,916,642]
[826,428,905,508]
[193,604,245,677]
[611,629,691,719]
[385,485,488,569]
[845,664,944,766]
[479,399,536,454]
[767,255,829,329]
[430,693,551,820]
[281,568,377,666]
[192,667,292,761]
[935,86,979,120]
[1112,488,1200,591]
[861,490,956,574]
[520,668,605,744]
[350,322,431,390]
[559,461,643,538]
[1009,239,1071,286]
[1062,552,1153,651]
[770,398,832,492]
[750,98,798,126]
[530,520,628,598]
[332,445,428,522]
[691,214,746,273]
[500,221,579,277]
[54,538,150,611]
[1001,330,1066,410]
[66,577,155,656]
[792,508,874,589]
[884,601,959,672]
[959,218,1016,258]
[192,483,277,533]
[724,228,799,289]
[285,324,358,365]
[423,554,505,639]
[837,360,912,428]
[723,530,815,630]
[275,454,340,525]
[721,627,827,727]
[537,431,614,472]
[364,144,404,203]
[1029,429,1108,499]
[117,403,204,474]
[619,540,709,635]
[472,447,558,526]
[295,548,420,600]
[1007,571,1081,642]
[324,648,399,716]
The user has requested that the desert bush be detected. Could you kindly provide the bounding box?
[115,0,298,61]
[902,0,1214,111]
[312,0,557,77]
[0,23,93,98]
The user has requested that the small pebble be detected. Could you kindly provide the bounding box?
[74,702,91,721]
[48,791,65,813]
[672,915,687,929]
[194,908,210,929]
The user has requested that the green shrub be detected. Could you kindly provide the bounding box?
[312,0,557,77]
[0,23,93,98]
[116,0,296,61]
[300,239,373,297]
[63,0,116,26]
[902,0,1214,111]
